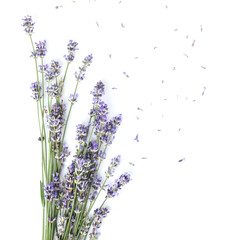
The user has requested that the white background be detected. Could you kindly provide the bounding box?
[1,0,235,239]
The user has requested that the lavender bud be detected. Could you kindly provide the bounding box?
[106,172,131,198]
[35,40,47,58]
[64,40,78,63]
[30,82,42,101]
[76,124,89,144]
[105,155,121,178]
[68,93,78,104]
[47,84,60,98]
[22,15,35,34]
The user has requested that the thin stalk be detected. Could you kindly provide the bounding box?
[37,102,46,182]
[42,206,45,240]
[60,61,69,94]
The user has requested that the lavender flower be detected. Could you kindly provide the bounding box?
[50,60,61,77]
[67,40,79,52]
[39,64,49,73]
[92,175,102,190]
[47,103,66,143]
[90,81,105,104]
[94,100,109,125]
[75,54,93,81]
[45,60,61,81]
[55,144,70,168]
[64,40,78,63]
[35,40,47,58]
[30,82,42,101]
[22,15,35,34]
[90,208,109,239]
[105,155,121,178]
[106,172,131,198]
[47,84,60,98]
[94,208,109,218]
[68,93,78,104]
[76,124,89,144]
[43,181,59,201]
[99,114,122,144]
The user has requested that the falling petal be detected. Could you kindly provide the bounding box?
[134,134,139,142]
[178,158,185,162]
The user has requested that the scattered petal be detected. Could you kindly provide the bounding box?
[202,87,206,96]
[178,158,185,162]
[129,162,135,166]
[123,72,129,78]
[134,134,139,142]
[192,40,195,47]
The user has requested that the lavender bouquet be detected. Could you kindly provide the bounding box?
[22,15,131,240]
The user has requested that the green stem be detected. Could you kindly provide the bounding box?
[42,206,45,240]
[60,61,69,94]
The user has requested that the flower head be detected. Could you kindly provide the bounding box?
[68,93,78,104]
[106,172,131,198]
[44,60,61,81]
[30,82,42,101]
[22,15,35,34]
[35,40,47,58]
[74,54,93,81]
[105,155,121,178]
[76,124,89,144]
[90,81,105,104]
[64,40,78,63]
[47,84,60,98]
[67,40,78,52]
[39,64,49,73]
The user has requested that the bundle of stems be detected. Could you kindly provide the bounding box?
[22,15,131,240]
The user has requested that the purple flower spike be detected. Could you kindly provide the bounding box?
[74,54,93,81]
[35,40,47,58]
[106,155,121,178]
[64,40,78,63]
[90,81,105,104]
[39,64,49,73]
[22,15,35,34]
[47,84,60,98]
[76,124,89,144]
[30,82,42,101]
[67,40,79,52]
[106,172,131,198]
